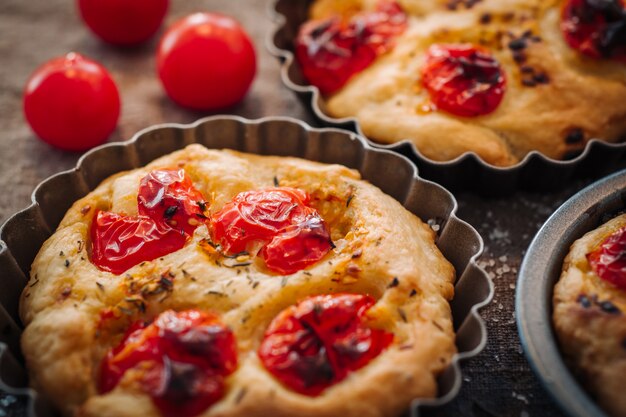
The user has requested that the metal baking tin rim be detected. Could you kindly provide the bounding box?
[0,115,493,416]
[516,169,626,417]
[266,0,626,185]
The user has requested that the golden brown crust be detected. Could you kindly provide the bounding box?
[553,214,626,417]
[309,0,626,166]
[20,145,456,417]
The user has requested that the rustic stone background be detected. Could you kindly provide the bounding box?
[1,0,623,416]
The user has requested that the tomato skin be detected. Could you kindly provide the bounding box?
[561,0,626,62]
[157,13,256,111]
[261,217,335,275]
[421,44,506,117]
[77,0,169,46]
[23,53,120,151]
[138,169,207,236]
[100,310,237,417]
[258,294,393,396]
[91,169,207,274]
[91,210,186,275]
[587,226,626,290]
[210,188,333,274]
[210,187,312,254]
[296,1,407,94]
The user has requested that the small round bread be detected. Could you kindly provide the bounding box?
[305,0,626,166]
[19,144,456,417]
[553,214,626,417]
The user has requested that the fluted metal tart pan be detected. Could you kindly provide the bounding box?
[517,169,626,417]
[267,0,626,194]
[0,116,492,416]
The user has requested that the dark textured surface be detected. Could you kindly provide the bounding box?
[0,1,624,416]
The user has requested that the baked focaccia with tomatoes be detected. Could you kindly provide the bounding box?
[19,144,456,417]
[554,214,626,417]
[295,0,626,166]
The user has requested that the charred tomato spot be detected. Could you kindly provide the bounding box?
[565,127,586,144]
[577,293,593,308]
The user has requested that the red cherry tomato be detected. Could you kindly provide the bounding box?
[210,188,333,274]
[138,169,208,236]
[296,1,407,95]
[91,169,207,274]
[23,53,120,151]
[421,44,506,117]
[157,13,256,110]
[258,294,393,396]
[78,0,169,46]
[587,226,626,290]
[561,0,626,62]
[100,310,237,417]
[91,210,186,275]
[261,217,336,275]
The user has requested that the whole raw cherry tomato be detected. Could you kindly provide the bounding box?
[78,0,169,45]
[100,310,237,417]
[258,294,393,396]
[157,13,256,110]
[23,53,120,151]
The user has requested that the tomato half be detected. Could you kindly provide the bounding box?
[258,294,393,396]
[561,0,626,62]
[91,211,186,275]
[91,169,208,274]
[295,1,407,94]
[587,226,626,290]
[138,169,208,236]
[23,53,120,151]
[210,188,333,274]
[77,0,169,46]
[100,310,237,417]
[421,44,506,117]
[157,13,256,110]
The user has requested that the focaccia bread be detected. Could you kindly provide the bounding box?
[19,144,456,417]
[554,214,626,417]
[296,0,626,166]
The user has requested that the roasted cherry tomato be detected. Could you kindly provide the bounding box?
[78,0,169,46]
[587,226,626,290]
[261,217,336,275]
[210,187,333,274]
[91,211,186,275]
[258,294,393,396]
[157,13,256,110]
[100,310,237,417]
[23,52,120,151]
[295,1,407,94]
[561,0,626,62]
[91,169,207,274]
[421,44,506,117]
[138,169,208,236]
